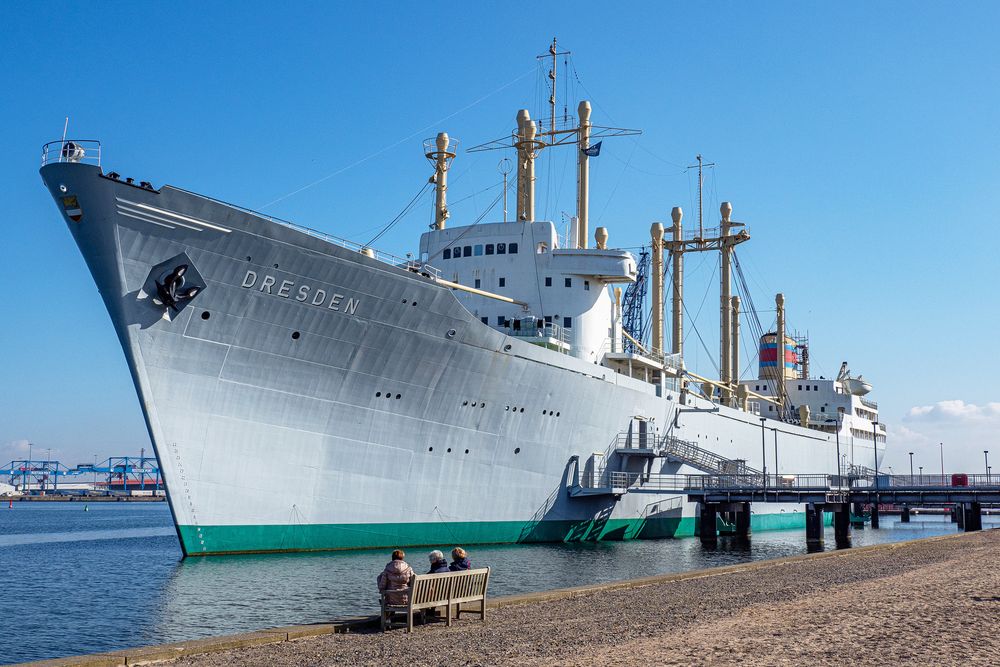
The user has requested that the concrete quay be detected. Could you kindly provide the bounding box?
[18,530,1000,667]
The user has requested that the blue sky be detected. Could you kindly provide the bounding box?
[1,1,998,473]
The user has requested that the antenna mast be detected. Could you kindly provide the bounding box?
[538,37,570,137]
[687,154,715,240]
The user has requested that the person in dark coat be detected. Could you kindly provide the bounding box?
[449,546,471,571]
[427,550,450,574]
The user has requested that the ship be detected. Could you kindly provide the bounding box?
[39,42,885,555]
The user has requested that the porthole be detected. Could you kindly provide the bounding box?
[402,299,408,304]
[386,393,392,399]
[246,256,252,262]
[472,402,477,407]
[505,406,510,411]
[463,401,469,406]
[464,449,470,454]
[542,410,548,415]
[376,392,382,397]
[428,447,433,452]
[273,263,279,268]
[447,448,452,453]
[412,302,418,307]
[395,394,401,399]
[520,408,525,413]
[556,412,560,417]
[201,311,210,320]
[480,403,486,409]
[291,331,300,340]
[504,344,512,351]
[514,447,521,455]
[447,328,457,338]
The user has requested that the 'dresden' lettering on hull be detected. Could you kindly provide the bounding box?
[241,270,360,314]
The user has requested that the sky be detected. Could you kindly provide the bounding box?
[1,1,998,474]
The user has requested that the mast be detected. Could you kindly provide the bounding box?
[687,154,715,240]
[719,202,733,403]
[670,207,684,356]
[426,132,455,230]
[576,100,592,248]
[650,222,665,356]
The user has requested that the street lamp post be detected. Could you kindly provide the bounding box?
[909,452,914,481]
[919,466,923,484]
[760,417,767,490]
[825,414,843,487]
[986,450,991,482]
[871,421,880,529]
[940,442,944,480]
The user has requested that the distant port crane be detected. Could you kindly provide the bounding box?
[0,455,161,495]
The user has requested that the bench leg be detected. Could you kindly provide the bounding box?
[446,602,453,626]
[407,610,414,633]
[481,599,487,622]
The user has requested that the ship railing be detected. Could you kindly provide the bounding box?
[40,139,102,168]
[851,473,1000,489]
[165,185,441,278]
[859,396,878,410]
[507,321,569,345]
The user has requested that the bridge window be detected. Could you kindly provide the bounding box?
[486,244,494,255]
[545,277,552,287]
[564,278,572,287]
[814,385,818,391]
[453,247,461,258]
[544,315,552,324]
[443,248,451,260]
[463,245,472,257]
[481,316,488,324]
[499,277,506,287]
[563,316,572,328]
[497,243,507,254]
[805,385,810,391]
[509,243,519,254]
[584,280,590,291]
[798,384,802,390]
[474,279,481,289]
[497,316,506,326]
[474,245,484,256]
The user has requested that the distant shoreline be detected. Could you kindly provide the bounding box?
[3,495,166,502]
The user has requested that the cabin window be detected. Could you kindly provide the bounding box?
[497,316,505,326]
[565,278,572,288]
[563,316,572,328]
[485,244,495,255]
[544,316,552,324]
[474,278,481,289]
[820,406,826,412]
[545,277,552,287]
[474,245,484,256]
[584,280,590,291]
[798,385,802,390]
[499,277,506,287]
[806,385,810,391]
[481,316,488,324]
[443,248,451,260]
[814,385,818,391]
[463,245,472,257]
[497,243,507,254]
[509,243,519,254]
[453,247,461,258]
[512,319,521,331]
[769,405,773,412]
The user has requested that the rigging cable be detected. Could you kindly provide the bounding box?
[366,181,432,247]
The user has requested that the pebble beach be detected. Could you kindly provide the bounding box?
[162,530,1000,667]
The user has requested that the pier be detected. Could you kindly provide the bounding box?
[570,470,1000,548]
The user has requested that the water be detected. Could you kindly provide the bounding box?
[1,503,995,664]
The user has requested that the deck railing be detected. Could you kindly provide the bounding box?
[40,139,102,168]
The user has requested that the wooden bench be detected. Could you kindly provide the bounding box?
[380,567,490,632]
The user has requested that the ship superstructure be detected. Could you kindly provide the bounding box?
[39,42,885,555]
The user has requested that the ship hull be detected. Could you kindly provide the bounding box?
[41,162,880,556]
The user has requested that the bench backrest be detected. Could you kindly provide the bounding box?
[410,567,490,608]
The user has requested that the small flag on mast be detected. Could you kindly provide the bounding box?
[582,141,602,157]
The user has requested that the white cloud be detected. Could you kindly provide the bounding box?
[907,400,1000,422]
[0,440,61,463]
[886,400,1000,473]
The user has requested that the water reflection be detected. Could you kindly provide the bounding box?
[2,503,996,664]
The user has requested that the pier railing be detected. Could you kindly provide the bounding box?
[589,471,1000,495]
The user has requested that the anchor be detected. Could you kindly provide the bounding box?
[154,264,201,311]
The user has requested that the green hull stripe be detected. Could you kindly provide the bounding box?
[178,512,813,555]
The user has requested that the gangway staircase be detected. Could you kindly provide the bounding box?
[569,418,760,498]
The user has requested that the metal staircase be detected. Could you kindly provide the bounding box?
[660,435,760,476]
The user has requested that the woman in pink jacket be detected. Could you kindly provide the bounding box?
[377,549,414,605]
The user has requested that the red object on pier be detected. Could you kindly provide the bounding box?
[951,473,969,487]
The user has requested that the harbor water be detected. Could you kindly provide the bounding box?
[2,502,995,664]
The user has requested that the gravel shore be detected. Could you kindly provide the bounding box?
[170,531,1000,666]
